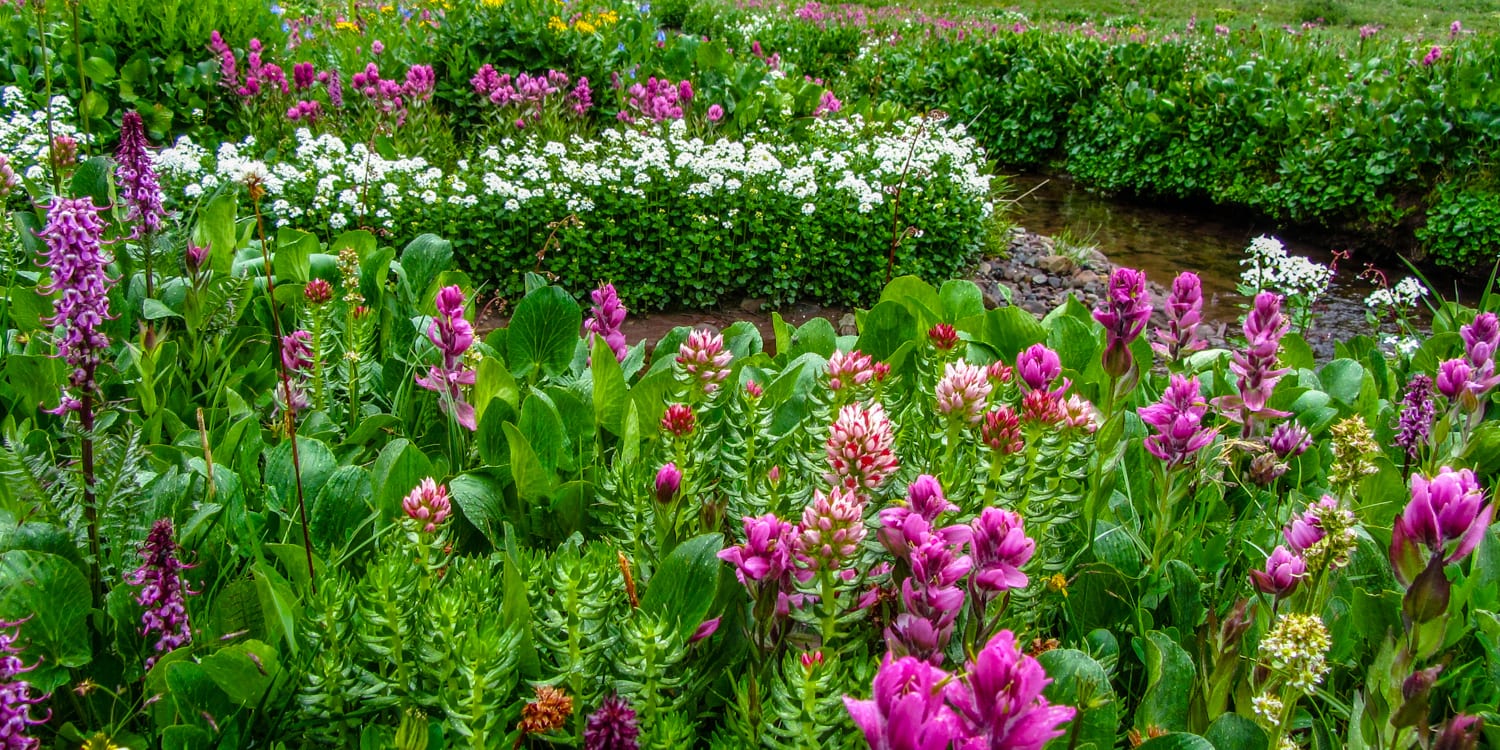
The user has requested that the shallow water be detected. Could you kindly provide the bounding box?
[1007,173,1458,347]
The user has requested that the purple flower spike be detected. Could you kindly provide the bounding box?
[1249,545,1307,596]
[414,285,477,430]
[947,630,1077,749]
[967,508,1034,593]
[128,519,195,668]
[1268,422,1311,458]
[1460,312,1499,397]
[1391,467,1492,584]
[844,655,963,750]
[0,619,51,749]
[38,197,114,416]
[1394,375,1435,460]
[1153,272,1205,361]
[1138,375,1217,468]
[1092,267,1153,377]
[116,111,165,239]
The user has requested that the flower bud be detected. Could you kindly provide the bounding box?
[654,463,681,504]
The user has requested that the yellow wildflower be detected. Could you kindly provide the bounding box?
[335,20,360,31]
[481,0,503,7]
[547,15,568,32]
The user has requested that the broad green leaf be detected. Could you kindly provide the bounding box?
[1038,649,1118,750]
[640,533,723,641]
[193,193,238,275]
[938,279,986,321]
[400,233,454,302]
[199,639,283,707]
[0,550,92,692]
[311,466,372,552]
[879,275,941,329]
[856,300,917,362]
[4,354,63,414]
[1319,359,1365,406]
[519,390,566,474]
[982,306,1046,359]
[253,564,300,655]
[592,337,628,435]
[503,422,554,501]
[448,472,508,547]
[1137,631,1194,733]
[70,157,114,208]
[3,283,52,331]
[273,227,319,284]
[1136,734,1215,750]
[788,317,838,359]
[1204,709,1268,750]
[371,439,433,521]
[1046,314,1099,375]
[501,538,539,678]
[264,437,336,516]
[508,286,582,380]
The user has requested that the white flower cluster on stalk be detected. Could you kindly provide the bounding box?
[1364,276,1427,311]
[0,87,94,181]
[1240,234,1333,304]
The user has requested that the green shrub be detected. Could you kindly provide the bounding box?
[1417,182,1500,270]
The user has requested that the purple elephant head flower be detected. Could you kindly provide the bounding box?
[1138,374,1217,468]
[844,655,964,750]
[1394,374,1435,460]
[947,630,1077,750]
[38,196,114,416]
[127,518,195,668]
[1391,467,1492,584]
[116,111,165,238]
[0,619,51,749]
[1092,267,1152,376]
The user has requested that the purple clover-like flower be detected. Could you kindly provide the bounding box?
[947,630,1076,750]
[1437,358,1472,402]
[677,329,733,393]
[116,111,165,238]
[1213,291,1291,434]
[0,619,50,750]
[1268,422,1311,458]
[583,282,628,363]
[38,197,114,416]
[1153,271,1205,361]
[828,349,878,393]
[1138,375,1217,468]
[127,519,194,669]
[414,285,477,430]
[1249,545,1307,596]
[1092,267,1152,377]
[1391,467,1492,584]
[1394,374,1435,460]
[584,694,640,750]
[796,486,868,572]
[1284,496,1337,554]
[844,655,964,750]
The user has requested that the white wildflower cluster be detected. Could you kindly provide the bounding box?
[1258,613,1331,693]
[1378,333,1421,358]
[1364,276,1428,311]
[1251,693,1284,727]
[150,118,991,236]
[1240,234,1333,303]
[0,87,94,180]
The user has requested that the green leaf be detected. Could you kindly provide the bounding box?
[311,466,372,552]
[194,193,238,275]
[503,422,554,501]
[501,537,539,678]
[3,282,53,331]
[0,550,92,692]
[982,306,1046,359]
[789,317,838,359]
[507,286,582,380]
[82,56,116,82]
[70,157,113,207]
[253,564,300,655]
[856,301,917,362]
[161,725,215,750]
[371,439,433,521]
[199,639,283,707]
[518,390,567,474]
[1204,713,1268,750]
[1136,734,1215,750]
[879,275,941,329]
[591,337,628,435]
[141,298,182,320]
[640,532,723,641]
[1319,359,1366,406]
[400,233,454,302]
[273,227,319,283]
[1046,314,1099,375]
[1136,631,1195,733]
[938,279,986,321]
[264,437,336,516]
[1165,560,1203,647]
[1038,649,1118,750]
[3,354,63,414]
[448,472,507,547]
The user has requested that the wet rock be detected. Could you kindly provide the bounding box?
[1037,254,1076,275]
[1031,273,1048,285]
[838,313,858,335]
[1073,270,1100,286]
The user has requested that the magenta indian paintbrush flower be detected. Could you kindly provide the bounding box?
[1283,496,1338,554]
[1249,545,1307,596]
[0,620,50,750]
[826,402,900,492]
[796,486,868,572]
[654,463,681,504]
[718,513,796,586]
[414,285,477,430]
[946,630,1076,750]
[275,330,314,415]
[1016,344,1065,396]
[1213,291,1291,433]
[1394,374,1435,459]
[128,519,194,669]
[115,111,165,239]
[677,329,732,393]
[844,654,964,750]
[878,476,963,560]
[890,535,971,662]
[1138,375,1217,468]
[1153,271,1205,361]
[1460,312,1499,397]
[38,197,114,416]
[1391,467,1492,584]
[1436,358,1472,401]
[583,282,628,363]
[1092,267,1152,376]
[967,508,1034,594]
[935,361,992,425]
[401,477,452,533]
[584,694,640,750]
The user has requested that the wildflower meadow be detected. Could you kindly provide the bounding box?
[1,0,1498,748]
